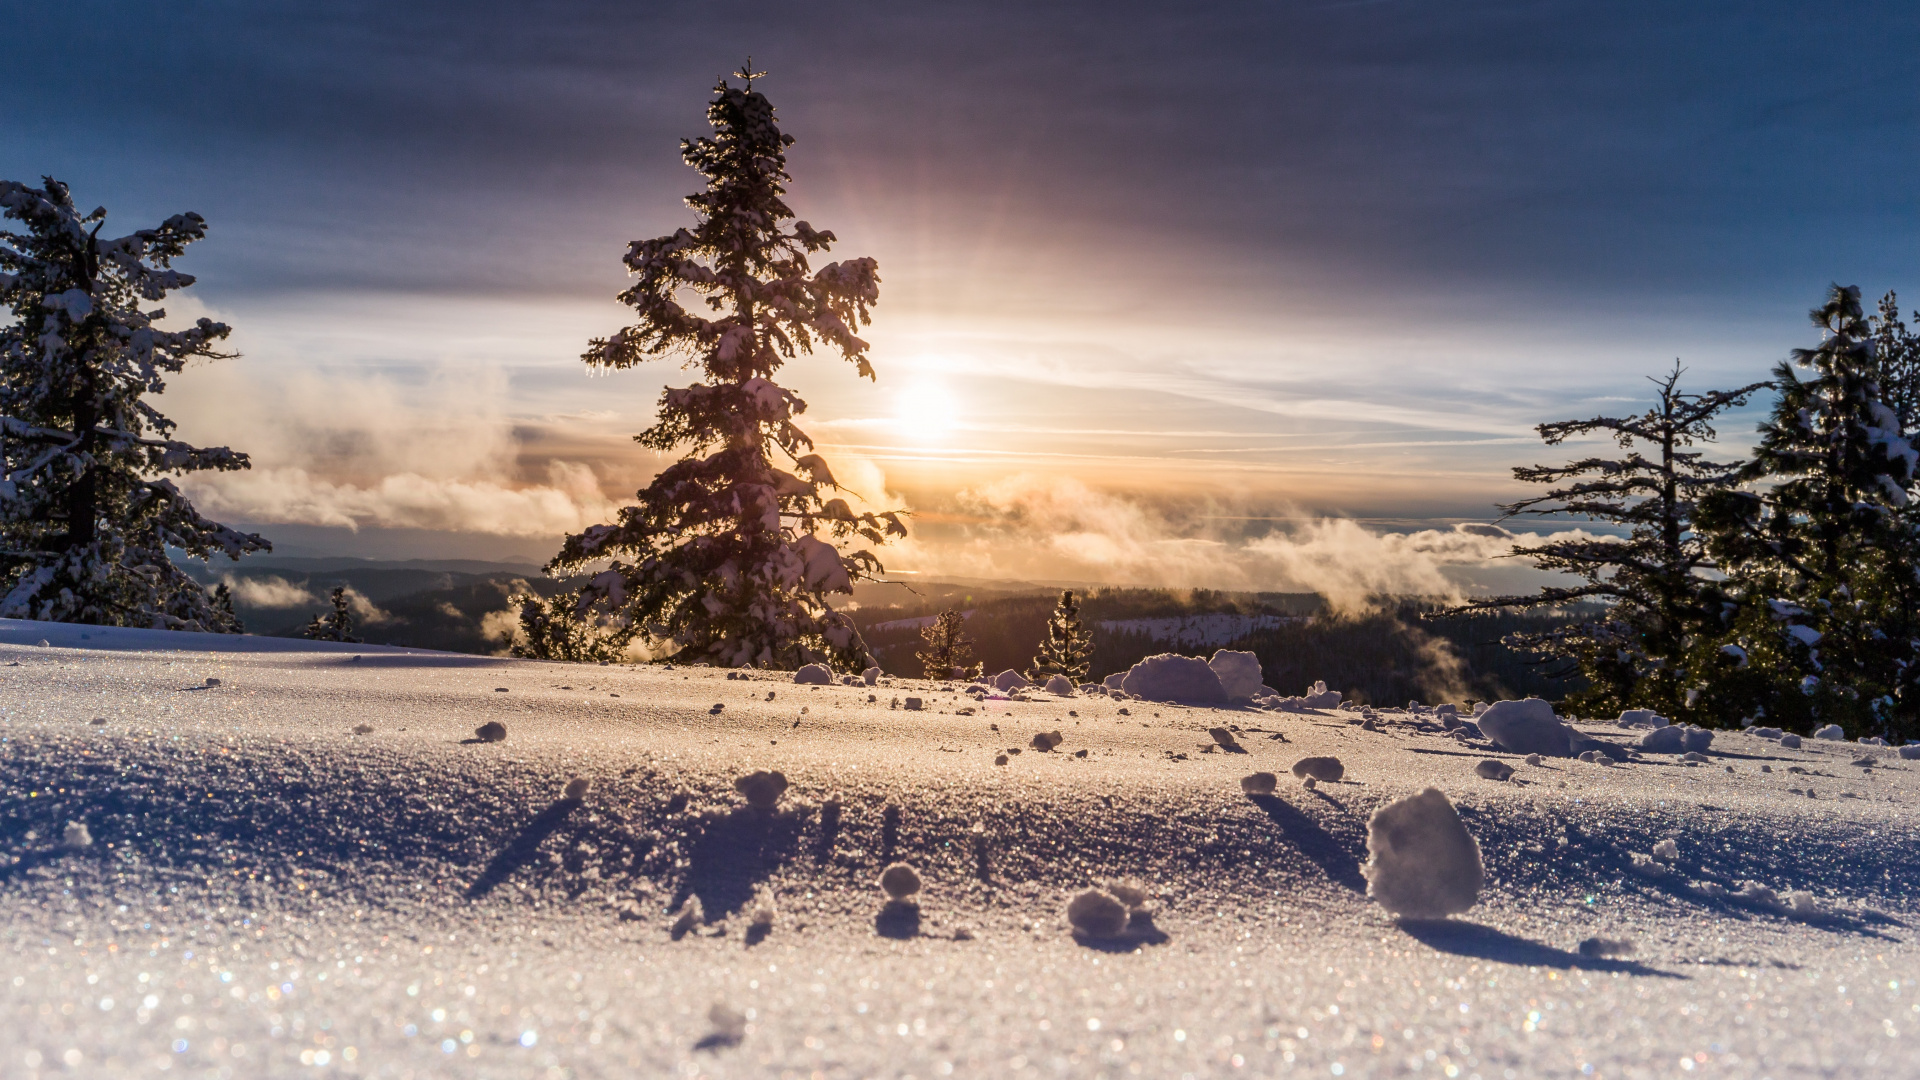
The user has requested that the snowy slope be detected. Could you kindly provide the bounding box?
[0,621,1915,1078]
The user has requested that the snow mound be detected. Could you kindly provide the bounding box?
[861,666,881,685]
[1474,759,1513,781]
[1476,699,1572,757]
[1043,674,1075,696]
[1637,724,1713,754]
[1240,772,1277,795]
[1779,734,1802,748]
[563,777,591,801]
[1291,756,1344,782]
[734,770,788,810]
[1207,650,1265,700]
[793,664,832,685]
[1303,680,1343,710]
[1101,672,1124,691]
[1119,654,1227,704]
[1066,888,1130,938]
[474,721,507,743]
[992,669,1030,692]
[879,863,921,901]
[1814,724,1845,741]
[1616,709,1669,729]
[1900,745,1920,760]
[1362,787,1484,920]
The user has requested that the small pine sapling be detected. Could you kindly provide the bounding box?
[1030,589,1093,682]
[916,609,977,681]
[303,586,361,644]
[548,65,904,671]
[0,178,268,629]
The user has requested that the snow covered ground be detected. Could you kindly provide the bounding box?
[1,619,1916,1078]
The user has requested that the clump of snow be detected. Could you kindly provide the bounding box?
[1652,838,1679,863]
[1637,724,1713,754]
[705,1003,748,1045]
[748,891,776,935]
[861,666,880,685]
[1101,672,1125,691]
[1524,753,1543,767]
[1616,709,1668,729]
[1786,891,1824,919]
[63,821,92,849]
[564,776,591,801]
[1303,680,1343,709]
[1900,745,1920,760]
[351,723,373,735]
[1780,734,1803,748]
[1066,887,1130,938]
[1240,772,1277,795]
[1474,759,1513,781]
[1291,756,1344,782]
[1477,699,1572,757]
[994,753,1008,766]
[671,897,704,938]
[475,721,508,743]
[734,770,788,810]
[1577,937,1635,958]
[1208,650,1265,700]
[903,697,923,710]
[1207,727,1244,752]
[992,669,1030,692]
[879,862,922,900]
[1681,751,1711,763]
[1813,724,1845,741]
[1302,776,1318,790]
[1104,880,1151,908]
[1362,787,1483,920]
[1030,730,1064,752]
[1471,702,1489,717]
[1119,654,1227,704]
[1749,726,1784,739]
[1043,674,1075,696]
[793,664,832,685]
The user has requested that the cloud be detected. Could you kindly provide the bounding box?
[182,459,619,537]
[891,473,1592,612]
[218,574,317,609]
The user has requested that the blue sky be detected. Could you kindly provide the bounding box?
[5,1,1917,587]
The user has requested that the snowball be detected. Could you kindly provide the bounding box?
[1477,699,1572,757]
[1207,650,1265,699]
[991,669,1031,692]
[564,776,591,801]
[1577,937,1635,958]
[1473,759,1513,781]
[474,721,507,742]
[1291,756,1344,782]
[880,862,921,900]
[1066,888,1129,938]
[1524,753,1543,766]
[1044,674,1075,696]
[63,821,92,849]
[1652,838,1678,863]
[1682,727,1713,752]
[734,770,788,810]
[1361,787,1483,919]
[903,697,923,710]
[1120,654,1227,704]
[1780,734,1802,748]
[1240,772,1277,795]
[1030,730,1064,752]
[1471,702,1488,717]
[706,1003,747,1042]
[1104,880,1151,908]
[861,666,881,685]
[793,664,832,685]
[1207,727,1243,752]
[1813,724,1845,740]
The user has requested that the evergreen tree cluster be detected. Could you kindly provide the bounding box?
[302,586,362,643]
[1461,285,1920,742]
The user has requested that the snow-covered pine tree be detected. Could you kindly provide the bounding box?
[1697,286,1920,738]
[916,609,976,681]
[1030,589,1092,682]
[0,178,266,630]
[506,586,632,664]
[1440,363,1766,719]
[302,586,360,643]
[548,67,903,671]
[1869,290,1920,433]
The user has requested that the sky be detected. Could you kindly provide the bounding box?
[5,0,1919,593]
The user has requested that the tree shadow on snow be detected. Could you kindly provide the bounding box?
[1398,919,1684,978]
[672,806,808,922]
[1247,794,1367,893]
[466,797,580,899]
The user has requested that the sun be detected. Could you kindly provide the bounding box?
[892,381,957,442]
